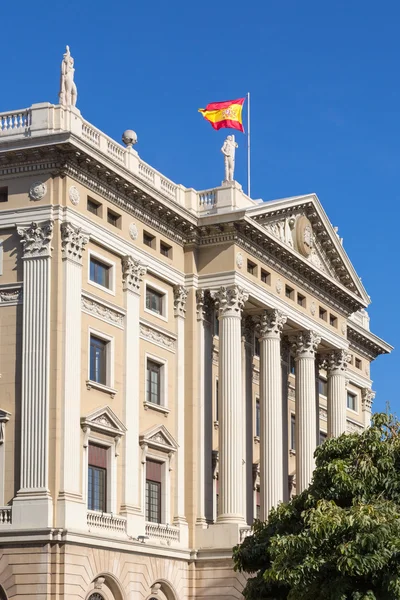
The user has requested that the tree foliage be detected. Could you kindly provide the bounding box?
[233,413,400,600]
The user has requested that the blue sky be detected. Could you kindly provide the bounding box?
[1,0,398,413]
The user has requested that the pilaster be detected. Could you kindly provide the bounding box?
[13,221,54,528]
[362,388,375,428]
[326,349,348,437]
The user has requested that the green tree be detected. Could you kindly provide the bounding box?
[233,413,400,600]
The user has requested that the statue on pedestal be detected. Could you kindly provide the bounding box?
[221,135,238,182]
[59,46,77,107]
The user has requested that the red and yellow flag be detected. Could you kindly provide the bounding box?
[198,98,245,132]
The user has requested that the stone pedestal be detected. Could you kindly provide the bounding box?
[327,350,348,437]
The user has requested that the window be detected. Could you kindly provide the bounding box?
[255,491,260,520]
[87,197,101,216]
[319,307,327,321]
[107,208,121,228]
[88,444,107,512]
[261,269,271,284]
[90,256,111,289]
[329,314,338,328]
[297,293,306,307]
[146,460,162,523]
[147,360,161,405]
[0,187,7,203]
[318,378,328,397]
[90,335,108,385]
[247,260,257,275]
[146,286,164,315]
[254,336,260,357]
[215,379,219,421]
[319,431,327,445]
[290,415,296,451]
[143,231,155,248]
[347,391,357,411]
[285,285,294,300]
[289,354,296,375]
[255,399,260,437]
[160,241,172,258]
[355,358,362,370]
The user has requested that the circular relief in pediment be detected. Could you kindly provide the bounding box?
[296,216,314,257]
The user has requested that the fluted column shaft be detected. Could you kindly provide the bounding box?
[292,331,321,493]
[259,309,287,519]
[327,350,348,437]
[215,286,248,523]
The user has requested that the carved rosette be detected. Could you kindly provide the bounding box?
[326,349,349,375]
[29,181,47,201]
[213,285,248,318]
[173,285,188,318]
[121,255,147,294]
[362,388,375,411]
[17,221,54,258]
[258,308,287,340]
[291,330,321,358]
[60,222,89,263]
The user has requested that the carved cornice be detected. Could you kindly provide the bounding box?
[347,324,392,360]
[121,255,147,294]
[326,349,349,375]
[17,220,53,258]
[173,285,188,318]
[362,388,375,411]
[258,308,287,340]
[213,285,248,318]
[291,330,321,358]
[61,222,89,263]
[81,293,124,328]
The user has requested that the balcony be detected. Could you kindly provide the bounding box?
[87,510,127,534]
[145,522,180,544]
[0,507,12,526]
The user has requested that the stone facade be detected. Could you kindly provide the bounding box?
[0,100,392,600]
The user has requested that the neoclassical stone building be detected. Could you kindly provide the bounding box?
[0,62,392,599]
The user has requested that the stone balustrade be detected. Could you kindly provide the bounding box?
[0,507,12,525]
[145,522,180,543]
[87,510,127,533]
[0,109,31,134]
[198,190,216,208]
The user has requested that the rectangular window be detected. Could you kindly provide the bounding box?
[143,232,155,248]
[88,444,107,512]
[215,379,219,421]
[160,241,172,258]
[289,354,296,375]
[290,415,296,451]
[90,257,111,289]
[319,307,327,321]
[256,491,260,520]
[0,187,8,203]
[261,269,271,284]
[255,399,260,437]
[254,336,260,357]
[107,208,121,228]
[285,285,295,299]
[329,314,338,328]
[146,287,164,315]
[90,335,108,384]
[319,431,327,445]
[87,197,101,216]
[146,460,162,523]
[147,360,161,405]
[297,293,306,307]
[347,391,357,411]
[355,358,362,370]
[318,378,328,396]
[247,260,257,275]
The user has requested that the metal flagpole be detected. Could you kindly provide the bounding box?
[247,92,251,197]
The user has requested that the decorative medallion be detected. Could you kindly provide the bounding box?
[296,216,314,257]
[236,252,244,269]
[29,181,47,201]
[310,301,316,316]
[341,322,347,335]
[129,222,138,240]
[276,278,283,294]
[69,185,80,205]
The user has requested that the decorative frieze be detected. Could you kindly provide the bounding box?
[139,320,176,352]
[258,309,287,340]
[17,220,53,258]
[173,285,188,318]
[213,285,248,317]
[319,406,328,421]
[81,293,124,328]
[121,255,146,294]
[61,222,89,263]
[346,419,364,434]
[0,286,22,305]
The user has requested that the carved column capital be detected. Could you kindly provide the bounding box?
[60,222,89,263]
[326,349,349,375]
[258,308,287,340]
[362,388,375,411]
[196,289,213,321]
[122,255,146,294]
[213,285,248,318]
[17,221,53,258]
[291,330,321,358]
[173,285,188,318]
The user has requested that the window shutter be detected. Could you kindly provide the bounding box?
[88,444,107,468]
[146,459,162,483]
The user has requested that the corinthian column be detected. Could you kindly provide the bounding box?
[14,221,54,527]
[362,389,375,428]
[58,223,89,528]
[326,349,348,438]
[120,256,146,534]
[291,330,321,493]
[214,285,248,523]
[258,309,287,518]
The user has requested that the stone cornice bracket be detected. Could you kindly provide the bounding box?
[196,289,213,322]
[362,388,375,411]
[122,255,147,294]
[17,221,54,258]
[173,285,188,318]
[326,348,349,375]
[60,222,89,263]
[291,330,321,358]
[258,308,287,340]
[212,285,248,318]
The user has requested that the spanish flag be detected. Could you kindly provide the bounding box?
[198,98,245,132]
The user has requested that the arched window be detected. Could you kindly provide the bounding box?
[88,594,104,600]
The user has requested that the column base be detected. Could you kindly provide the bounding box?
[12,489,53,529]
[173,517,189,547]
[195,522,248,549]
[120,504,145,537]
[56,493,87,530]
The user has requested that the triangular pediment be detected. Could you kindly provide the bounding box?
[248,193,369,304]
[140,424,178,452]
[81,406,127,437]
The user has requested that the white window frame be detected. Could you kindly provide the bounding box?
[214,378,219,426]
[88,249,116,296]
[144,352,169,414]
[290,412,296,453]
[84,436,117,514]
[318,377,328,399]
[87,327,115,393]
[254,396,260,441]
[143,452,170,525]
[144,280,168,322]
[347,390,358,414]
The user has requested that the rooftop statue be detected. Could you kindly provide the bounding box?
[221,135,238,182]
[59,45,77,107]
